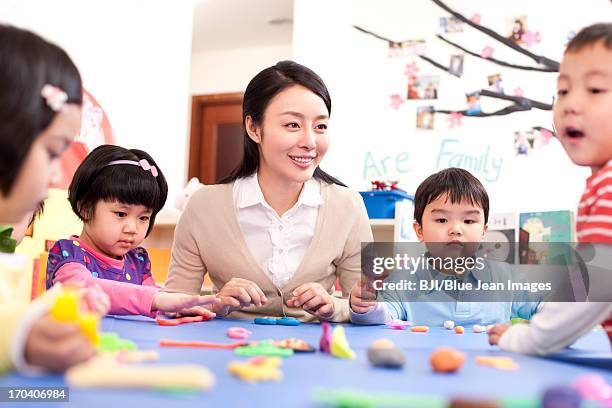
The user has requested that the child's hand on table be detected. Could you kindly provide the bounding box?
[286,282,335,319]
[349,281,377,314]
[488,323,511,345]
[152,292,219,316]
[25,315,97,372]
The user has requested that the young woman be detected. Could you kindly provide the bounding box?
[165,61,372,322]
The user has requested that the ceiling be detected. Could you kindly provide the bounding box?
[192,0,293,53]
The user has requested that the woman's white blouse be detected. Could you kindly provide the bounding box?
[232,174,322,288]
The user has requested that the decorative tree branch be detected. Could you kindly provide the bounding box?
[437,35,556,72]
[354,25,456,75]
[434,89,553,117]
[431,0,559,71]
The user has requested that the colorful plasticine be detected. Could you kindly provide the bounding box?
[155,315,211,326]
[159,339,247,349]
[455,326,465,334]
[98,332,137,352]
[50,289,100,345]
[227,327,252,339]
[411,326,429,332]
[320,322,332,353]
[430,348,466,373]
[234,341,294,358]
[254,317,277,325]
[385,319,413,330]
[330,326,355,359]
[475,356,519,370]
[228,357,283,383]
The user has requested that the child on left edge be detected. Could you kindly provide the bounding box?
[46,144,218,318]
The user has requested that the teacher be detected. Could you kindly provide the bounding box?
[165,60,372,322]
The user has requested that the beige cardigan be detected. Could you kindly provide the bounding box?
[165,181,373,322]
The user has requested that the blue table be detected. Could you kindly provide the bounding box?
[1,315,610,407]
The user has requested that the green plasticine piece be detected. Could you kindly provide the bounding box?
[234,341,294,358]
[312,388,446,408]
[98,332,137,352]
[152,385,201,396]
[510,318,528,325]
[499,396,539,408]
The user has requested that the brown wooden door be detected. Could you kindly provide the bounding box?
[189,93,244,184]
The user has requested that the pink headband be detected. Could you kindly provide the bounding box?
[105,159,158,177]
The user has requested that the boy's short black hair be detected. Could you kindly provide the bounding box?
[413,167,489,225]
[566,23,612,53]
[68,145,168,237]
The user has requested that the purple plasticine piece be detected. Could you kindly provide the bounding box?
[320,322,331,353]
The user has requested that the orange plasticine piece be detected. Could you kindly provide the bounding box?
[410,326,429,332]
[455,326,465,334]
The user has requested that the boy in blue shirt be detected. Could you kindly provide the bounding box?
[350,167,540,326]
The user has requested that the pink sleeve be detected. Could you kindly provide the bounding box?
[142,275,159,288]
[54,263,159,318]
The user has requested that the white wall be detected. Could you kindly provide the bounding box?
[0,0,194,202]
[293,0,612,214]
[190,44,292,95]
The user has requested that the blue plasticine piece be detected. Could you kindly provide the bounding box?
[276,317,300,326]
[254,317,277,325]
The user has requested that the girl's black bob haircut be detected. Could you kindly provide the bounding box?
[68,144,168,237]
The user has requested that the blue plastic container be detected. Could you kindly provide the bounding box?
[359,190,414,219]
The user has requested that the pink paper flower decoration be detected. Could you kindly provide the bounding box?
[389,94,405,110]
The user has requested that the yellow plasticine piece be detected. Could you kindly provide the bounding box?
[66,354,215,390]
[228,357,282,383]
[50,289,101,346]
[116,350,159,363]
[475,356,519,371]
[50,290,79,322]
[330,326,355,359]
[78,313,100,346]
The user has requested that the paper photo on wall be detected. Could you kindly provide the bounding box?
[487,74,504,94]
[416,106,435,130]
[439,16,463,33]
[388,40,426,58]
[514,130,535,156]
[507,16,527,45]
[448,55,464,77]
[407,76,439,100]
[465,91,482,115]
[514,128,552,156]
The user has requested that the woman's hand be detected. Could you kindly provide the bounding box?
[286,282,335,319]
[211,278,267,318]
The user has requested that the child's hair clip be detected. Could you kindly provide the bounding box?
[41,84,68,112]
[105,159,158,177]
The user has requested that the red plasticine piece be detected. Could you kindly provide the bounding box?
[159,339,248,349]
[155,315,212,326]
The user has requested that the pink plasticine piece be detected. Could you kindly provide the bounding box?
[320,322,331,353]
[227,327,252,339]
[385,319,413,330]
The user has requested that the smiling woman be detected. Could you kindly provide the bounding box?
[165,60,373,322]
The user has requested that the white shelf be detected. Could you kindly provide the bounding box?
[370,219,395,227]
